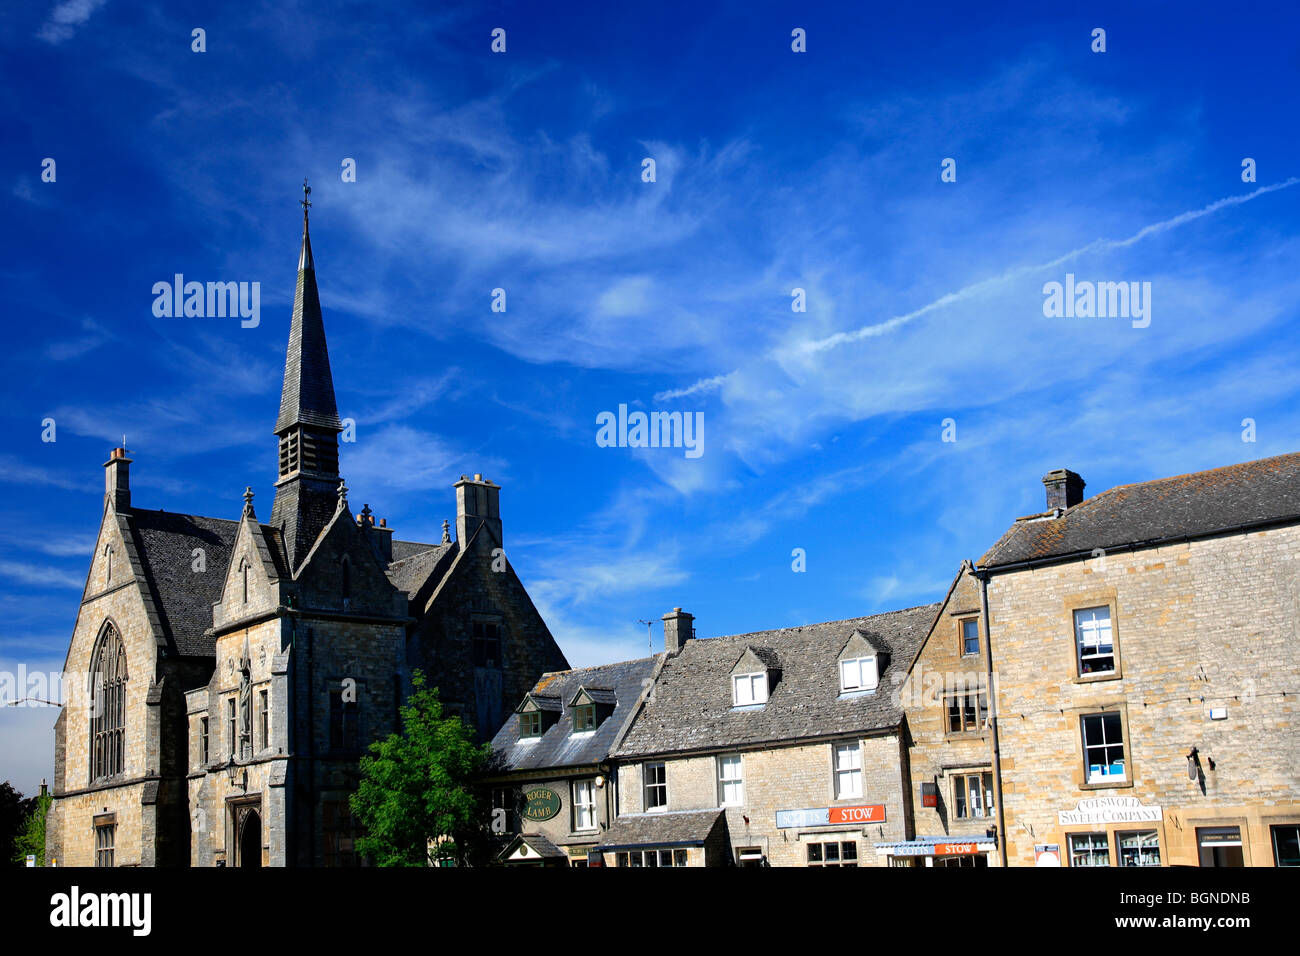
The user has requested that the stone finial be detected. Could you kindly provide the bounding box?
[441,519,451,544]
[360,503,373,524]
[337,480,348,505]
[242,486,255,518]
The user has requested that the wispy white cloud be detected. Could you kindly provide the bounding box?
[37,0,107,44]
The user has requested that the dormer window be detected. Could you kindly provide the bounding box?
[515,692,561,739]
[840,656,878,693]
[568,687,614,732]
[733,673,768,706]
[730,646,778,708]
[837,629,886,697]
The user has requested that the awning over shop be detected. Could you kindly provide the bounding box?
[874,835,997,857]
[598,809,727,852]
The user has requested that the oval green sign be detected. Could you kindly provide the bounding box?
[522,787,561,821]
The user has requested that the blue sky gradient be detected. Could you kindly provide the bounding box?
[2,0,1298,792]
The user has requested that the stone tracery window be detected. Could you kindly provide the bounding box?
[90,623,128,781]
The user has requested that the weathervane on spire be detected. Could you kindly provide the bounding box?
[301,178,312,218]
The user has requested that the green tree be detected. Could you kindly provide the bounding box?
[0,782,30,869]
[350,670,489,866]
[12,792,52,866]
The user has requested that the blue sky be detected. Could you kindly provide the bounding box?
[2,0,1299,793]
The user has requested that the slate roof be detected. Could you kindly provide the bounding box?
[127,509,238,657]
[614,604,939,758]
[391,539,442,562]
[385,542,454,598]
[980,452,1300,569]
[490,656,659,772]
[599,809,726,850]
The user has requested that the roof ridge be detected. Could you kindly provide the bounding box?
[130,508,239,526]
[1100,450,1300,496]
[707,602,941,643]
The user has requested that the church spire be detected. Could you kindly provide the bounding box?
[270,180,346,570]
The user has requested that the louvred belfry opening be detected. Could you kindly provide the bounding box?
[270,181,347,570]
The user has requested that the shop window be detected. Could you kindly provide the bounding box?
[1271,825,1300,867]
[1197,827,1244,867]
[807,841,858,867]
[1117,830,1161,867]
[644,761,668,810]
[618,848,687,867]
[946,690,988,733]
[1081,712,1126,784]
[954,772,993,819]
[1069,832,1110,867]
[1074,606,1115,675]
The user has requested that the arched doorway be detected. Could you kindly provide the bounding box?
[238,809,262,868]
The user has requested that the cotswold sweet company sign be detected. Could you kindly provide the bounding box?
[775,805,886,828]
[1058,796,1162,826]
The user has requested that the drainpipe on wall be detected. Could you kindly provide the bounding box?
[974,564,1009,868]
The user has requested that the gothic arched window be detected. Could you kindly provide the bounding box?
[239,557,251,604]
[90,623,128,782]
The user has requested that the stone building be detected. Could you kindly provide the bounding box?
[599,605,935,866]
[485,655,658,866]
[975,457,1300,867]
[45,196,568,867]
[886,562,1000,865]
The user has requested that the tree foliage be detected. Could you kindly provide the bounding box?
[12,792,52,866]
[350,670,489,866]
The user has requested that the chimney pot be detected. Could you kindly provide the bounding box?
[661,607,695,654]
[1043,468,1086,511]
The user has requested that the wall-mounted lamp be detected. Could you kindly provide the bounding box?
[1186,747,1200,781]
[595,775,606,788]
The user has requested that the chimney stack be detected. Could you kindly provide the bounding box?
[1042,468,1085,512]
[662,607,695,654]
[104,447,132,512]
[454,474,502,547]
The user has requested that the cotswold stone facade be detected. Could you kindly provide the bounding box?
[599,606,935,867]
[979,459,1300,867]
[47,200,567,867]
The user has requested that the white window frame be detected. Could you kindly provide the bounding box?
[961,618,980,656]
[1081,712,1126,784]
[954,772,993,819]
[833,741,863,799]
[1069,832,1110,867]
[644,761,668,811]
[732,672,768,706]
[716,754,744,806]
[1074,606,1115,675]
[839,656,878,693]
[573,779,597,832]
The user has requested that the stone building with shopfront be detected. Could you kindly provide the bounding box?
[485,656,658,866]
[885,561,1000,866]
[598,605,936,867]
[974,457,1300,868]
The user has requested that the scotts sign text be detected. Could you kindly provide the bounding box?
[522,788,561,822]
[775,805,886,828]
